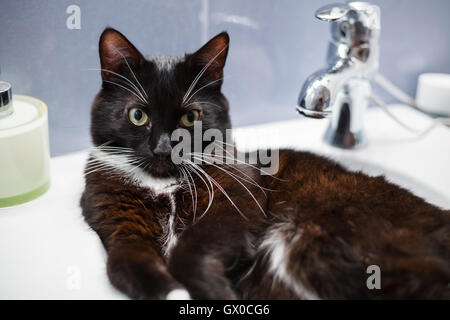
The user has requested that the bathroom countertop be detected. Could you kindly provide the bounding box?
[1,104,449,299]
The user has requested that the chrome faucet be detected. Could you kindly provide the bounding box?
[297,2,380,148]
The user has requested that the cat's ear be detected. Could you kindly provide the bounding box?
[188,32,229,81]
[98,28,144,80]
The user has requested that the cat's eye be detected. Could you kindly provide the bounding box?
[181,110,200,127]
[128,107,148,126]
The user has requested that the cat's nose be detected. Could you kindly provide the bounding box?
[152,133,172,157]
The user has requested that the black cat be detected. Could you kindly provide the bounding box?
[81,28,450,299]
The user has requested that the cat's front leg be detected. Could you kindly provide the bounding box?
[107,244,190,300]
[168,214,253,300]
[81,189,190,300]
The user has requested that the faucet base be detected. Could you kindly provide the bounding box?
[324,125,366,149]
[323,79,370,149]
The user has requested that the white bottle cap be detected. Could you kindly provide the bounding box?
[416,73,450,116]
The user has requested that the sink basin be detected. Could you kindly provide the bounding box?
[232,104,450,209]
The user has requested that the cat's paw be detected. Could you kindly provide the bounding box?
[166,288,192,300]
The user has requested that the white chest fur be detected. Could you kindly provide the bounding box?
[89,149,180,256]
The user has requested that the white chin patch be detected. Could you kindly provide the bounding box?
[166,289,192,300]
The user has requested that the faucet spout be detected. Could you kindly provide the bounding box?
[296,57,364,119]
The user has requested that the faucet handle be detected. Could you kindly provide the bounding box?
[315,3,350,22]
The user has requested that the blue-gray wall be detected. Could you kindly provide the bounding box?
[1,0,449,156]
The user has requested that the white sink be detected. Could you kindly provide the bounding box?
[0,104,448,299]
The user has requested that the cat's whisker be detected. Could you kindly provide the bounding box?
[191,155,266,217]
[236,258,258,285]
[145,162,152,171]
[85,163,120,176]
[181,161,214,219]
[102,80,148,104]
[183,77,225,106]
[182,44,228,104]
[112,48,149,101]
[86,161,142,171]
[185,163,214,219]
[179,166,196,221]
[90,150,136,157]
[85,150,145,177]
[191,152,274,194]
[93,152,137,158]
[183,159,248,220]
[190,149,282,185]
[183,166,198,222]
[205,144,271,194]
[86,155,142,165]
[209,143,284,185]
[177,168,191,192]
[94,145,134,151]
[81,68,147,103]
[98,140,113,147]
[213,162,270,195]
[93,148,134,153]
[130,159,149,176]
[212,142,287,181]
[95,142,127,148]
[85,159,142,176]
[193,152,277,190]
[212,139,236,148]
[94,141,133,153]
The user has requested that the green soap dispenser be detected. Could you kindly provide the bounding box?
[0,81,51,208]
